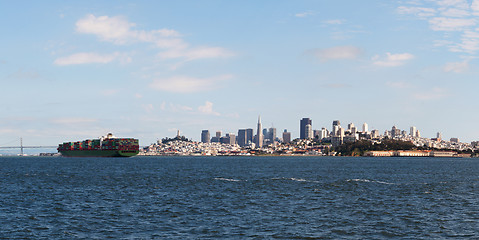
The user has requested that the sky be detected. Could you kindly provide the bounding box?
[1,0,479,148]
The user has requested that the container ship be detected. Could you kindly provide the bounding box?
[57,133,139,157]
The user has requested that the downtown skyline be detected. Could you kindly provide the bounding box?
[1,0,479,146]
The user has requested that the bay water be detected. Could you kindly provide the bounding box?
[1,156,478,239]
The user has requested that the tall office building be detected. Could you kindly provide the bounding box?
[437,132,442,140]
[332,120,341,136]
[227,133,236,145]
[410,126,417,137]
[237,129,247,147]
[268,127,277,142]
[256,116,263,148]
[371,129,379,138]
[246,128,254,145]
[391,126,400,138]
[201,130,210,143]
[320,128,328,139]
[216,131,221,138]
[362,123,368,133]
[305,124,313,139]
[282,129,291,143]
[300,118,312,139]
[313,130,321,139]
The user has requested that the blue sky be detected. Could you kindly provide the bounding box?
[1,0,479,147]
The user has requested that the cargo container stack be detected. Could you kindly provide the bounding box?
[57,134,139,157]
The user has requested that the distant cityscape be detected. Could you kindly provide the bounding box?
[141,117,479,157]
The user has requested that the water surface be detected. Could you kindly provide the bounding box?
[0,156,478,239]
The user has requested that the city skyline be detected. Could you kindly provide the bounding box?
[1,1,479,146]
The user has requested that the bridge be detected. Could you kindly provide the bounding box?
[0,138,57,155]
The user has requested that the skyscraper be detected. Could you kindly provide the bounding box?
[283,129,291,143]
[237,129,247,147]
[305,124,313,139]
[246,128,254,145]
[332,120,340,136]
[201,130,210,143]
[268,127,277,142]
[410,126,417,137]
[391,126,400,138]
[300,118,312,139]
[362,123,368,133]
[256,116,263,148]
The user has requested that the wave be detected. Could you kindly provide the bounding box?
[273,177,319,183]
[347,178,395,185]
[214,177,241,182]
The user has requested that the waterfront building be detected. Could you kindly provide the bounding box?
[256,116,263,148]
[201,130,210,143]
[283,129,291,143]
[300,118,312,139]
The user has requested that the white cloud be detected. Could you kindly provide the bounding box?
[413,87,448,100]
[65,14,234,70]
[451,30,479,53]
[169,103,193,112]
[198,101,220,116]
[435,0,469,8]
[429,17,476,31]
[142,104,154,113]
[323,19,345,25]
[372,52,414,67]
[149,74,233,93]
[443,60,469,72]
[307,46,362,62]
[473,0,479,15]
[54,52,120,65]
[75,14,184,48]
[440,8,470,17]
[158,46,235,61]
[398,1,479,53]
[295,11,314,18]
[397,6,436,18]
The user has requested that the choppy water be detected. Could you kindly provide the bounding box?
[0,156,478,239]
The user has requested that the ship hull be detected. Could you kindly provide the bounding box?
[60,150,138,157]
